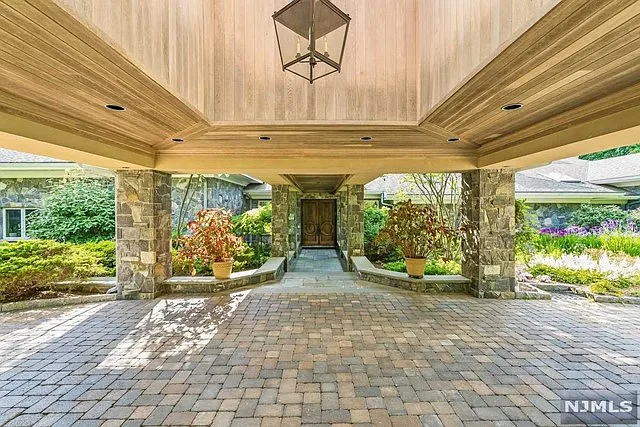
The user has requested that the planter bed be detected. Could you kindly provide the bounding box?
[351,256,470,293]
[531,282,640,304]
[164,257,286,294]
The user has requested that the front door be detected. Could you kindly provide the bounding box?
[301,199,336,247]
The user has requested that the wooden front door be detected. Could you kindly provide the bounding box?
[301,200,336,247]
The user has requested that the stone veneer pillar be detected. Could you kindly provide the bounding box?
[271,184,290,258]
[116,171,172,299]
[346,185,365,258]
[461,169,516,298]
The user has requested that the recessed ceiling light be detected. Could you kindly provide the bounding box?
[360,136,373,141]
[172,138,184,143]
[105,104,126,111]
[259,136,271,141]
[447,137,460,143]
[501,103,523,111]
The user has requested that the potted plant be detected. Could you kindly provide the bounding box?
[179,209,243,279]
[378,201,456,278]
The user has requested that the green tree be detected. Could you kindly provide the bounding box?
[570,204,628,228]
[27,176,115,243]
[579,143,640,160]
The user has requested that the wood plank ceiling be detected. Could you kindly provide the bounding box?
[421,0,640,167]
[0,0,639,179]
[284,174,349,193]
[0,0,209,160]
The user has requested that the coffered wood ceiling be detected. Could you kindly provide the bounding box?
[0,0,639,183]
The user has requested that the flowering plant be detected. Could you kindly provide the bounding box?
[179,209,243,268]
[377,201,457,259]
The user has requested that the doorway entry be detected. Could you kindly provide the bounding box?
[301,199,336,247]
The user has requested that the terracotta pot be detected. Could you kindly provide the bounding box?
[405,257,427,279]
[212,260,233,280]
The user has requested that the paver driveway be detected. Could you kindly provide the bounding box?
[1,273,640,426]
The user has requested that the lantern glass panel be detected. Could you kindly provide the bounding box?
[314,24,346,64]
[275,19,311,66]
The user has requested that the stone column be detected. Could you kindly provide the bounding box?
[288,190,300,255]
[346,185,365,258]
[271,184,290,258]
[116,170,172,299]
[461,169,516,298]
[337,190,348,252]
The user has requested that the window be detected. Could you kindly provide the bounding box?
[2,208,37,240]
[257,200,271,208]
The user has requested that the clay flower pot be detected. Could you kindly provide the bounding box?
[212,260,233,280]
[405,257,427,279]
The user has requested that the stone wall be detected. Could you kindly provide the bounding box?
[337,190,348,251]
[171,176,245,228]
[527,202,581,228]
[271,185,290,258]
[461,169,516,298]
[346,185,365,257]
[116,171,172,298]
[288,190,301,254]
[0,178,55,239]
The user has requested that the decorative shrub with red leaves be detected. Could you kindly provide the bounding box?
[179,209,243,269]
[377,201,457,260]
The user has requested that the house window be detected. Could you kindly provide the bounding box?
[257,200,271,208]
[2,208,37,240]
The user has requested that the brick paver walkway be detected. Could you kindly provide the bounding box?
[1,274,640,426]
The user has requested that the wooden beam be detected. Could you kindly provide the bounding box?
[478,105,640,169]
[0,113,154,169]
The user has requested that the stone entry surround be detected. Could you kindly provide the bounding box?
[1,277,640,426]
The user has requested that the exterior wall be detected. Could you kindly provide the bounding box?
[171,176,246,228]
[288,191,301,254]
[461,170,516,298]
[528,203,581,228]
[0,178,55,239]
[116,171,172,298]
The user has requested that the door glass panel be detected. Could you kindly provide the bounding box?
[5,209,22,238]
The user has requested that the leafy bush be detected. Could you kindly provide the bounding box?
[77,241,116,276]
[515,199,537,263]
[384,259,461,275]
[569,204,628,228]
[233,203,272,236]
[27,176,115,243]
[378,201,457,259]
[178,209,243,274]
[364,205,400,262]
[172,242,268,276]
[0,240,108,303]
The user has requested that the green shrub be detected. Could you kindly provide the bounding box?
[27,176,115,243]
[77,241,116,276]
[364,205,401,262]
[590,280,624,297]
[172,242,270,276]
[233,204,272,236]
[569,204,628,228]
[515,199,537,262]
[383,259,461,275]
[529,264,604,284]
[0,240,107,303]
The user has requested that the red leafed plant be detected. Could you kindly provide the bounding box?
[377,200,458,259]
[179,209,243,268]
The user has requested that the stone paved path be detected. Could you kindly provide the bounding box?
[1,274,640,426]
[289,249,344,273]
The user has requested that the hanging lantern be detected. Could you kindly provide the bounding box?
[273,0,350,84]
